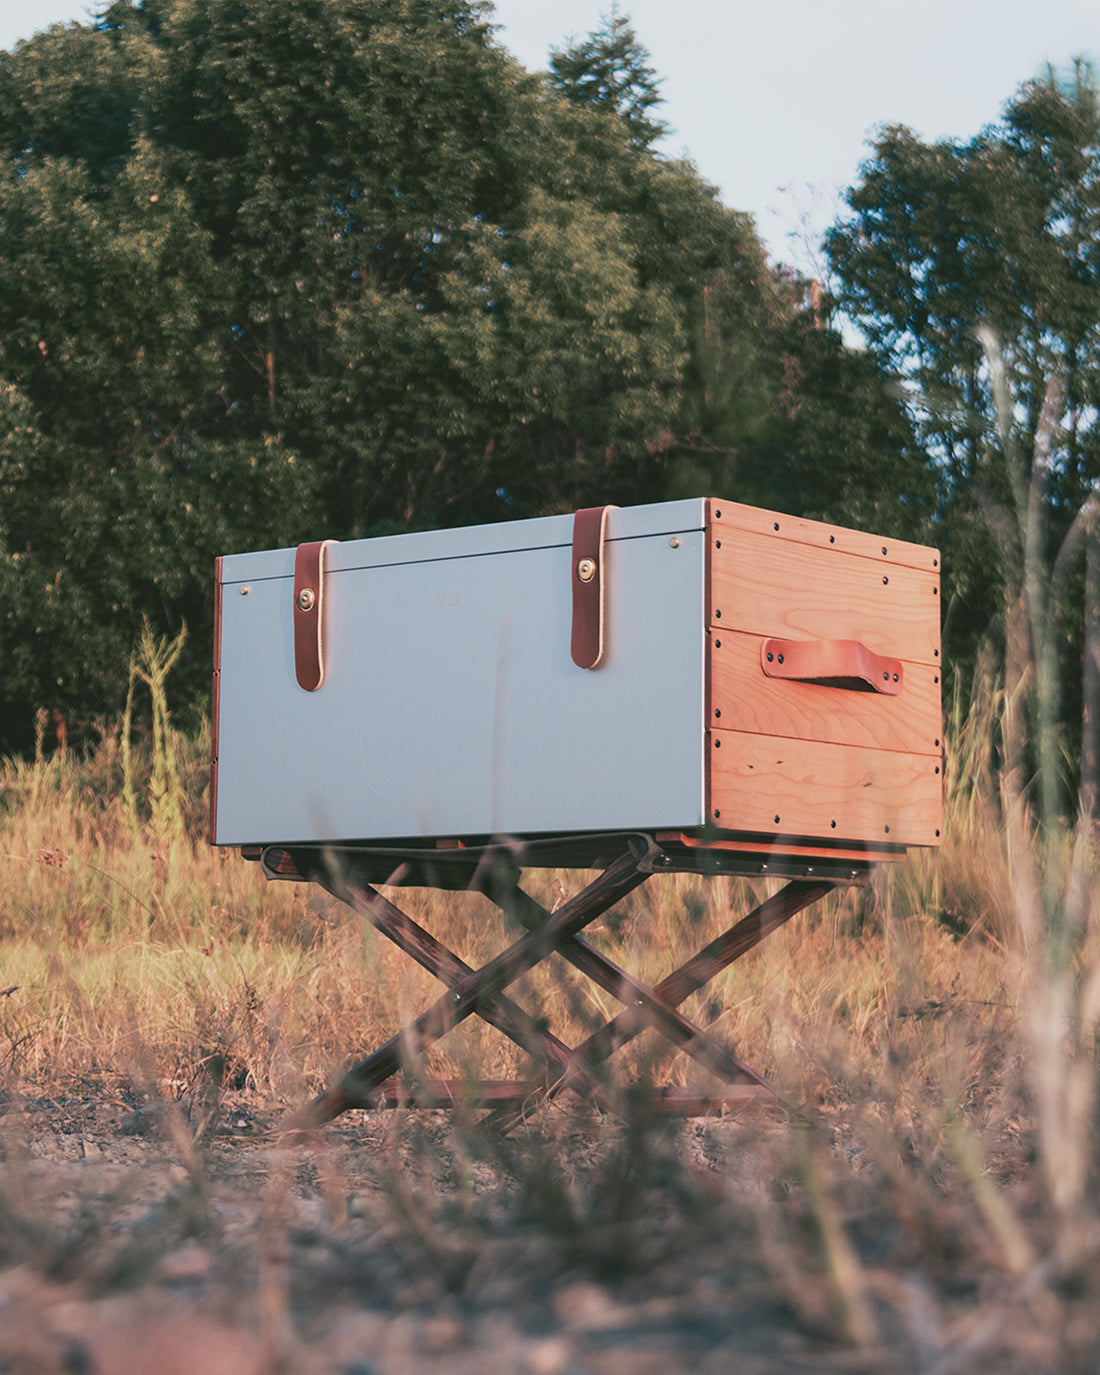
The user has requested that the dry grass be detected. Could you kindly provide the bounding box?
[3,471,1100,1368]
[0,715,1022,1122]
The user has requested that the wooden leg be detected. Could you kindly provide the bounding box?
[485,876,777,1092]
[281,839,653,1131]
[479,877,836,1121]
[567,878,836,1076]
[313,872,609,1103]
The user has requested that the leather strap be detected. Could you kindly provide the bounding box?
[571,506,617,669]
[760,637,903,694]
[294,539,337,691]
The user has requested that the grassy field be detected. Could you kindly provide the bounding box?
[1,655,1099,1372]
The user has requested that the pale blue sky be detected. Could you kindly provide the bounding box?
[3,0,1099,275]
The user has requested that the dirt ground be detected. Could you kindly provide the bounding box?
[0,1089,1091,1375]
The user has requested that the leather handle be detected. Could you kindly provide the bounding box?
[760,637,903,694]
[571,506,617,669]
[294,539,337,691]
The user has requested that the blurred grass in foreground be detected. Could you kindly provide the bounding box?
[3,335,1100,1364]
[0,651,1098,1368]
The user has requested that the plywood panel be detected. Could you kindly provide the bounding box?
[707,730,943,847]
[709,531,940,664]
[708,630,942,756]
[709,499,941,574]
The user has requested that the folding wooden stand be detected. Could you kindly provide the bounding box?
[255,833,869,1132]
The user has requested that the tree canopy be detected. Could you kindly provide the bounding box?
[548,7,668,150]
[0,0,927,749]
[827,61,1100,507]
[826,60,1100,769]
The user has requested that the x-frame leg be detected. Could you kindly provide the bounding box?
[482,872,835,1115]
[312,869,613,1108]
[283,839,652,1131]
[280,838,849,1133]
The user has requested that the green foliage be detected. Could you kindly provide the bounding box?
[548,7,668,150]
[0,0,928,742]
[826,60,1100,695]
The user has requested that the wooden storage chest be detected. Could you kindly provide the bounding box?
[211,498,942,861]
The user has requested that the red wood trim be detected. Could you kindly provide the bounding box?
[294,539,337,691]
[570,505,617,669]
[661,830,905,865]
[209,556,223,845]
[760,637,903,695]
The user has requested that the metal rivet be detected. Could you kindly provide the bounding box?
[777,654,784,664]
[669,537,681,549]
[240,585,251,596]
[767,651,774,662]
[576,557,597,583]
[297,587,316,611]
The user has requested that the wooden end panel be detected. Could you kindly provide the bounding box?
[709,499,941,574]
[709,531,941,664]
[710,630,942,755]
[707,730,943,848]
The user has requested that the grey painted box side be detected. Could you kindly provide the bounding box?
[214,504,708,846]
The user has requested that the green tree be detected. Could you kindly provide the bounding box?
[827,61,1100,505]
[0,1,756,741]
[667,267,935,544]
[0,0,928,750]
[826,60,1100,758]
[548,6,667,150]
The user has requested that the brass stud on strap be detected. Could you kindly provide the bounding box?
[576,557,597,583]
[297,587,316,612]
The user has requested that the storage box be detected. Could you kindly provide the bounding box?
[211,498,942,860]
